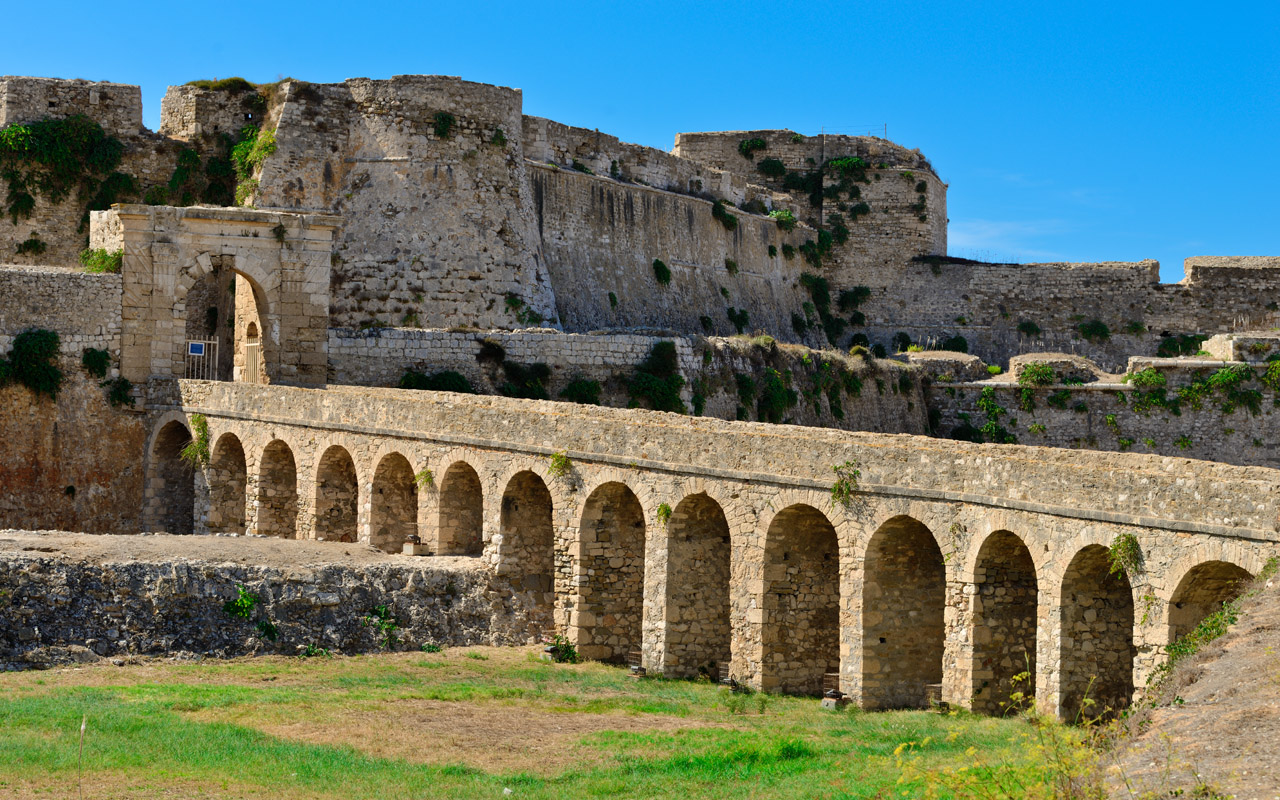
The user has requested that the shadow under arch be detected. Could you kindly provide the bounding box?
[664,491,731,679]
[1059,544,1134,721]
[256,439,298,539]
[1168,560,1253,642]
[208,432,247,535]
[147,419,195,534]
[315,445,358,543]
[861,514,945,709]
[970,530,1038,714]
[761,503,839,695]
[573,481,646,663]
[498,469,556,627]
[438,461,484,555]
[370,452,417,553]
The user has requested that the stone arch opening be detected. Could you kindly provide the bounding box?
[575,482,646,662]
[762,504,839,695]
[315,445,359,543]
[1168,561,1253,642]
[665,492,731,679]
[862,515,945,709]
[438,461,484,555]
[147,420,195,534]
[499,470,556,623]
[371,452,417,553]
[182,262,236,380]
[208,433,247,535]
[242,320,262,385]
[971,530,1038,714]
[256,439,298,538]
[1059,544,1135,720]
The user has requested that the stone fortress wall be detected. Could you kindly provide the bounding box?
[329,327,930,434]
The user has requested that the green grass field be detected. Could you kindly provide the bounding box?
[0,646,1049,799]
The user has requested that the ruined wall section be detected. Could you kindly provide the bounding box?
[0,77,143,136]
[531,165,816,339]
[853,257,1280,371]
[0,78,188,268]
[158,84,265,141]
[523,116,791,211]
[254,76,556,331]
[328,328,929,434]
[0,265,122,358]
[673,129,946,296]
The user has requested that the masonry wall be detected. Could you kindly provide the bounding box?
[328,328,930,434]
[0,538,512,668]
[523,116,788,211]
[0,77,143,137]
[531,165,817,338]
[929,359,1280,468]
[0,265,122,356]
[254,76,557,331]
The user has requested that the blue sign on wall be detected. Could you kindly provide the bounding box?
[188,342,206,356]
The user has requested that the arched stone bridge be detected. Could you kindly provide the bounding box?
[147,379,1280,719]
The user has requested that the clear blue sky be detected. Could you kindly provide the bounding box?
[5,0,1276,281]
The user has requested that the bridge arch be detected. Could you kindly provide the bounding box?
[760,502,840,695]
[497,469,556,622]
[1059,543,1135,720]
[208,432,247,535]
[438,460,485,555]
[969,530,1039,714]
[370,451,417,553]
[663,491,732,678]
[1167,560,1253,643]
[314,445,359,543]
[256,439,299,539]
[572,480,646,662]
[144,415,195,535]
[861,514,946,709]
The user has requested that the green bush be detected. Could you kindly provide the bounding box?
[433,112,456,139]
[726,306,750,334]
[711,200,738,231]
[724,258,738,275]
[2,328,62,400]
[652,258,672,285]
[756,368,797,423]
[756,158,786,178]
[767,209,798,233]
[737,138,767,160]
[560,378,601,405]
[80,248,123,274]
[1157,333,1208,358]
[81,348,110,379]
[1016,320,1041,338]
[15,235,46,256]
[571,159,593,174]
[1077,319,1110,342]
[837,286,871,311]
[180,414,211,468]
[1123,367,1166,389]
[103,376,134,407]
[628,341,685,413]
[399,369,474,394]
[500,362,551,400]
[1017,362,1056,387]
[187,77,256,92]
[940,335,968,353]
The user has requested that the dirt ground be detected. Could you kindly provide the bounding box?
[0,528,480,571]
[1111,574,1280,799]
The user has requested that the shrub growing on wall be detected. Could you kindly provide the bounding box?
[399,369,474,394]
[0,328,62,400]
[628,341,685,413]
[652,258,672,286]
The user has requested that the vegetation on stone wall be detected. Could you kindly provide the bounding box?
[79,247,122,274]
[399,369,474,394]
[81,347,110,379]
[179,414,211,467]
[652,258,672,286]
[0,328,62,400]
[737,138,767,160]
[710,200,738,231]
[560,378,601,405]
[1077,319,1111,343]
[499,361,552,400]
[628,341,685,413]
[726,306,750,335]
[432,112,456,140]
[830,459,861,506]
[769,209,797,231]
[0,115,137,229]
[231,124,277,206]
[15,234,46,255]
[1156,334,1208,358]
